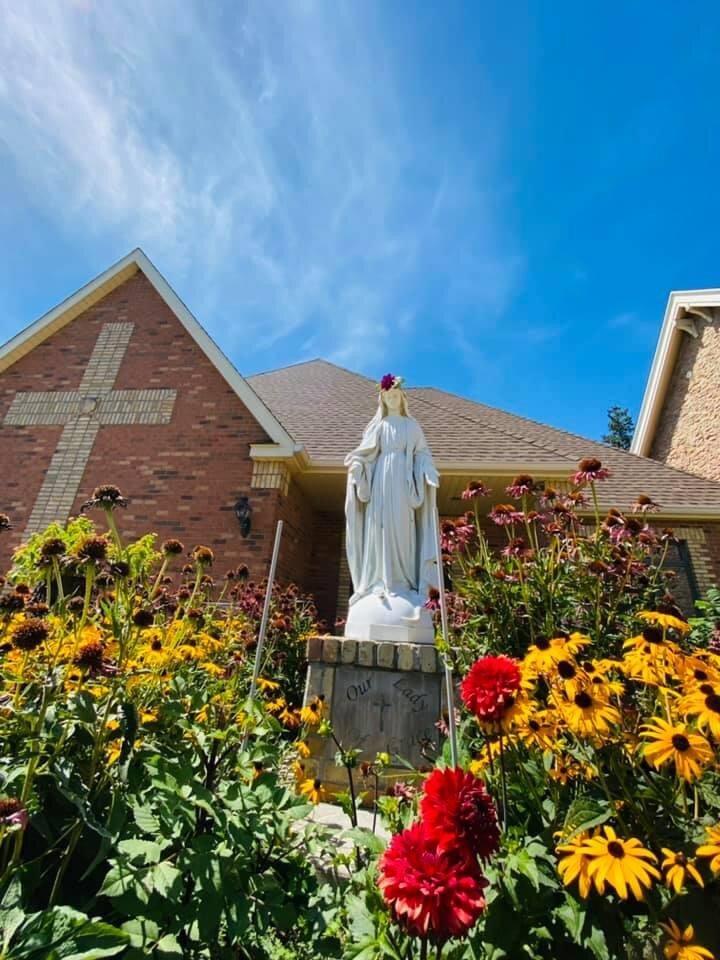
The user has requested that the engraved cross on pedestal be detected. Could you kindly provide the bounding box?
[373,694,393,733]
[3,323,176,536]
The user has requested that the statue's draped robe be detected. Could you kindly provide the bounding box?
[344,414,439,605]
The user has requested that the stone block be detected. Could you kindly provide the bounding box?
[420,646,438,673]
[397,643,419,672]
[340,639,356,664]
[306,636,323,662]
[377,642,396,670]
[323,637,340,663]
[357,640,376,667]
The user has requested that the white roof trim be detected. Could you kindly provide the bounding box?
[0,248,297,451]
[631,288,720,457]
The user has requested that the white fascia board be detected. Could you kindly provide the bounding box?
[632,288,720,457]
[0,251,140,373]
[0,248,298,452]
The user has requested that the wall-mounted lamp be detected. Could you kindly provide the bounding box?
[234,496,252,538]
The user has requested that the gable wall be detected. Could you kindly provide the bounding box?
[650,321,720,481]
[0,272,284,580]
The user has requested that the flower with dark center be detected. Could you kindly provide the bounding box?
[81,484,129,512]
[132,608,154,628]
[633,494,660,514]
[187,608,203,623]
[12,617,49,651]
[501,537,527,559]
[161,538,185,556]
[557,660,577,680]
[191,545,214,568]
[577,826,660,899]
[461,480,491,500]
[74,536,109,564]
[660,849,705,893]
[643,717,713,781]
[67,596,85,615]
[489,504,524,526]
[14,584,30,596]
[151,638,163,651]
[571,457,611,485]
[39,537,66,560]
[74,640,105,671]
[0,797,28,830]
[424,587,441,611]
[177,587,191,601]
[110,560,130,578]
[506,474,537,499]
[95,573,113,589]
[0,514,11,532]
[25,602,49,618]
[225,569,235,580]
[642,626,664,645]
[236,564,249,582]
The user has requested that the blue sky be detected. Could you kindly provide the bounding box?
[1,2,719,442]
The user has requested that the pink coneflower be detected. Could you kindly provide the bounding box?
[0,797,28,831]
[632,494,660,514]
[489,504,524,526]
[571,457,610,486]
[501,537,530,559]
[538,486,559,506]
[565,490,587,508]
[425,587,441,611]
[506,474,537,499]
[461,480,491,500]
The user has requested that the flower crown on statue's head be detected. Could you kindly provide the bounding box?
[379,373,404,392]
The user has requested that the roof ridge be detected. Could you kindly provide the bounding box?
[248,357,377,385]
[409,391,573,464]
[418,385,720,491]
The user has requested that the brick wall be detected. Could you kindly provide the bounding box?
[650,320,720,481]
[0,271,281,580]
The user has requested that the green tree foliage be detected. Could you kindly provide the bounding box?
[602,405,634,450]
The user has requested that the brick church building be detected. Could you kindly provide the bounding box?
[2,249,720,624]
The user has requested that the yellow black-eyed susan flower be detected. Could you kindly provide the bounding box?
[581,826,660,900]
[642,718,713,783]
[660,849,704,893]
[696,824,720,875]
[660,920,714,960]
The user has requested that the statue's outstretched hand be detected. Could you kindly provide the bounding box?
[350,463,371,503]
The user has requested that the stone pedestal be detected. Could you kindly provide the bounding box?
[303,635,446,798]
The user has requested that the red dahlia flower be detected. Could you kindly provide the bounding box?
[380,373,397,391]
[378,821,487,942]
[420,767,500,860]
[461,655,521,725]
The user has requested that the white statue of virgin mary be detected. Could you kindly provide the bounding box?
[343,374,440,643]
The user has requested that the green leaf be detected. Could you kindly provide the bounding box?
[155,934,183,957]
[117,839,163,865]
[344,828,386,855]
[147,861,182,899]
[133,806,162,835]
[555,897,587,943]
[561,797,612,841]
[6,907,127,960]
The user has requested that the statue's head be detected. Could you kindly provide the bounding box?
[378,373,409,417]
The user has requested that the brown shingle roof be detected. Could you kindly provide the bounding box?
[248,359,720,513]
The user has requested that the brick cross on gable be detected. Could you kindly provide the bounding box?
[4,322,176,536]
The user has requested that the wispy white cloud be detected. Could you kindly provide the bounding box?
[0,0,522,372]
